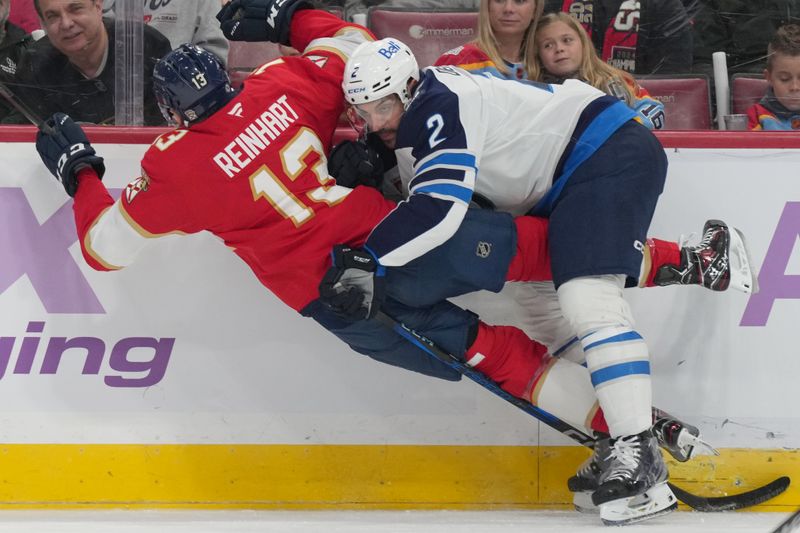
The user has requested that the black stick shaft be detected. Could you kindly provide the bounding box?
[771,509,800,533]
[0,80,54,134]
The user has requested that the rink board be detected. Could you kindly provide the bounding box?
[0,128,798,509]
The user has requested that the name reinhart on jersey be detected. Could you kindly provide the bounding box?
[213,94,299,178]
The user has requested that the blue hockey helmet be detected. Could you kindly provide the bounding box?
[152,44,236,125]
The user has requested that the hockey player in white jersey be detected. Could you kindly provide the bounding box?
[215,2,753,523]
[338,38,687,526]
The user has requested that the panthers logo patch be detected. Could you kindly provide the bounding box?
[125,171,150,203]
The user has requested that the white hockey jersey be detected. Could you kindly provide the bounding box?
[364,65,636,267]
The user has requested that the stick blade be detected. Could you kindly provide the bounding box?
[669,476,790,512]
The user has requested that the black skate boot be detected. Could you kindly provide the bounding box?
[592,430,677,525]
[652,414,718,463]
[567,435,612,513]
[654,219,757,293]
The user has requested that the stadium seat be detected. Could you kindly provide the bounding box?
[226,42,283,88]
[367,7,479,68]
[637,75,712,130]
[731,74,768,115]
[324,5,345,19]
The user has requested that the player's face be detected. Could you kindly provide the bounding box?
[352,95,404,148]
[765,53,800,112]
[536,21,583,78]
[488,0,536,45]
[38,0,105,57]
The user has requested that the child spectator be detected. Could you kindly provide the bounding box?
[533,12,665,129]
[747,23,800,130]
[546,0,694,75]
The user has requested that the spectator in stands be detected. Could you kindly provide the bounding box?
[103,0,228,66]
[16,0,171,125]
[747,23,800,130]
[344,0,479,21]
[691,0,800,77]
[434,0,540,79]
[544,0,694,75]
[434,2,663,128]
[0,0,36,123]
[8,0,40,34]
[533,12,665,128]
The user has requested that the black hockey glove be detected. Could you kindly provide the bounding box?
[318,245,386,321]
[35,113,105,197]
[327,140,385,190]
[216,0,312,44]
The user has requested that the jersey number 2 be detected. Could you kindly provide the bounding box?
[427,114,446,149]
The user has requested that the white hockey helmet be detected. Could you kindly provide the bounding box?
[343,38,420,107]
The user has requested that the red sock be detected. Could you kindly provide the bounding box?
[643,238,681,287]
[506,216,552,282]
[590,408,610,435]
[464,322,549,399]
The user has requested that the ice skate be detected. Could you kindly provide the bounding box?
[592,430,678,526]
[652,414,719,462]
[567,436,612,513]
[654,219,758,294]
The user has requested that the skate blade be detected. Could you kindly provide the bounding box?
[728,227,759,294]
[573,491,598,514]
[599,482,678,526]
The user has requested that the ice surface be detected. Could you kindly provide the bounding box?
[0,509,790,533]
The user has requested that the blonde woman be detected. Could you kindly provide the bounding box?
[435,0,543,80]
[534,12,665,129]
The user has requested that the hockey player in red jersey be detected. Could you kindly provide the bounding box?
[33,11,610,432]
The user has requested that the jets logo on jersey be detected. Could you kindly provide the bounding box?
[306,55,329,68]
[125,172,150,204]
[228,102,244,117]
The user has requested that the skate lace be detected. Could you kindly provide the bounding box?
[605,436,642,483]
[686,225,717,253]
[676,232,695,249]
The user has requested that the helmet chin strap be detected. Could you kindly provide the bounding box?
[403,77,420,110]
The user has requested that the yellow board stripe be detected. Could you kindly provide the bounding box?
[0,445,796,510]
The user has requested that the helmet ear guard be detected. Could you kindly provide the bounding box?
[342,38,420,108]
[152,44,236,126]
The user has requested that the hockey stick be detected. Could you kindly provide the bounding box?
[0,79,54,134]
[374,310,790,512]
[770,508,800,533]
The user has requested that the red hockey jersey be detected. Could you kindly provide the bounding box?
[73,11,393,311]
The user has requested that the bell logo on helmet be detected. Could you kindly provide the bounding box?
[378,41,402,59]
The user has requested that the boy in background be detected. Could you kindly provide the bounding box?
[747,24,800,130]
